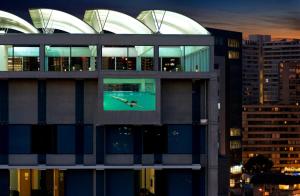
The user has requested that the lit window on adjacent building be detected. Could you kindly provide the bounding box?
[230,165,242,174]
[228,51,239,59]
[230,140,241,149]
[230,128,241,137]
[230,179,235,188]
[228,39,240,48]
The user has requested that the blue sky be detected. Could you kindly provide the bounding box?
[2,0,299,38]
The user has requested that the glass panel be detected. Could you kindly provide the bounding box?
[45,45,97,71]
[0,45,40,71]
[102,46,154,71]
[167,125,192,154]
[106,126,133,154]
[159,46,209,72]
[103,78,156,111]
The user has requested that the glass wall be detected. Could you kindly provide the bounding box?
[106,126,133,154]
[167,125,193,154]
[159,46,209,72]
[103,78,156,111]
[0,45,40,71]
[45,45,97,71]
[102,46,154,71]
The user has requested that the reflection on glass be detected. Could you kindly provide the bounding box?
[103,78,156,111]
[159,46,209,72]
[102,46,154,71]
[0,45,40,71]
[45,45,97,71]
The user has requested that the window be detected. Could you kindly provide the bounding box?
[167,125,192,154]
[143,126,167,154]
[228,39,240,48]
[0,45,40,71]
[230,140,241,149]
[230,128,241,136]
[31,125,57,154]
[106,126,133,154]
[45,45,97,71]
[228,51,239,59]
[159,46,209,72]
[103,78,156,111]
[102,46,154,71]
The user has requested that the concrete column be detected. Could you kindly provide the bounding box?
[207,76,219,196]
[154,45,159,71]
[0,45,8,71]
[39,44,45,71]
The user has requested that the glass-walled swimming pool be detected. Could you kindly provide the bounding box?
[103,78,156,111]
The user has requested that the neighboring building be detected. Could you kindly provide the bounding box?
[279,61,300,105]
[0,9,219,196]
[242,105,300,171]
[206,28,243,195]
[242,36,300,191]
[243,35,300,104]
[242,40,261,105]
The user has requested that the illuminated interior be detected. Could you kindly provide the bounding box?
[9,169,64,196]
[139,169,155,195]
[29,9,96,34]
[159,46,210,72]
[137,10,210,35]
[0,10,39,34]
[84,10,152,34]
[103,78,156,111]
[45,45,97,71]
[102,46,154,71]
[0,45,40,71]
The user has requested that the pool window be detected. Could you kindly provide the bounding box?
[159,46,210,72]
[103,78,156,111]
[0,45,40,71]
[45,45,97,71]
[102,46,154,71]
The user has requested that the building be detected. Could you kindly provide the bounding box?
[206,28,243,195]
[242,105,300,171]
[242,36,300,173]
[243,35,300,104]
[279,61,300,105]
[0,9,219,196]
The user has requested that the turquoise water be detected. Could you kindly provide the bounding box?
[104,91,156,111]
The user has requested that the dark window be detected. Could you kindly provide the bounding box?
[31,125,57,154]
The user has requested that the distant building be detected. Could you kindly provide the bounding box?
[207,28,243,195]
[279,61,300,104]
[242,35,300,174]
[242,105,300,171]
[243,35,300,104]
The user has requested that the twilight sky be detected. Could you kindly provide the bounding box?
[2,0,300,39]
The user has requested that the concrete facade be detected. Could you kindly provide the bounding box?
[0,33,219,196]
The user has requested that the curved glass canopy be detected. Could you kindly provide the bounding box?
[84,9,152,34]
[0,10,39,33]
[29,9,96,34]
[137,10,210,35]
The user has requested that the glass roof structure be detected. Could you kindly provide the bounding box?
[0,10,39,34]
[84,10,152,34]
[29,9,96,34]
[137,10,210,35]
[0,9,210,35]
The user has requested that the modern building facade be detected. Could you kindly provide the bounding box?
[207,28,242,195]
[0,9,219,196]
